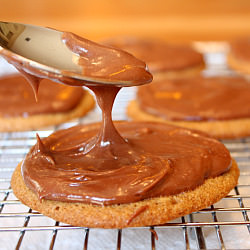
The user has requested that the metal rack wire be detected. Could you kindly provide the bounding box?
[0,46,250,249]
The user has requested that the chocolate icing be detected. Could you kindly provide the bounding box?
[0,74,84,117]
[22,121,231,205]
[102,37,204,73]
[138,75,250,121]
[1,30,231,206]
[62,33,152,85]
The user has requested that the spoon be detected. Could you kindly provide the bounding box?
[0,21,152,87]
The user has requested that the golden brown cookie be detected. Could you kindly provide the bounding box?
[127,75,250,139]
[0,75,95,131]
[11,160,239,229]
[227,37,250,75]
[102,37,205,79]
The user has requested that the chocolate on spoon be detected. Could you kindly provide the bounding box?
[0,21,152,87]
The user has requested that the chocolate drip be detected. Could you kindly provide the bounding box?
[127,205,149,225]
[17,69,42,101]
[84,86,126,155]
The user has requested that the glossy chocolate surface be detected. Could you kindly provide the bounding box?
[62,32,152,85]
[138,75,250,121]
[22,121,231,205]
[102,37,204,73]
[0,74,84,117]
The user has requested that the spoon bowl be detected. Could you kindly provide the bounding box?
[0,21,152,87]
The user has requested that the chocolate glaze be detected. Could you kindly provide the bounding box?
[1,30,231,206]
[0,75,84,117]
[102,37,204,73]
[138,75,250,121]
[230,38,250,61]
[22,121,231,205]
[62,33,152,85]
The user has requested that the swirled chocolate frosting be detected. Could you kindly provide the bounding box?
[21,121,231,205]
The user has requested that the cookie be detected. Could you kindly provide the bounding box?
[227,37,250,75]
[0,75,95,131]
[102,37,205,79]
[11,120,239,229]
[11,160,239,228]
[127,75,250,139]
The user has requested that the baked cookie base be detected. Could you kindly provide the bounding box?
[127,100,250,139]
[153,63,205,81]
[0,92,95,132]
[11,160,239,229]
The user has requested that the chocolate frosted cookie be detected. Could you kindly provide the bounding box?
[227,37,250,74]
[102,37,205,79]
[0,74,95,131]
[127,75,250,139]
[11,121,239,228]
[7,27,238,229]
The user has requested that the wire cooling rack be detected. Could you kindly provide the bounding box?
[0,45,250,250]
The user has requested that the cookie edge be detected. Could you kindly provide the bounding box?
[0,91,95,132]
[11,160,239,229]
[127,100,250,139]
